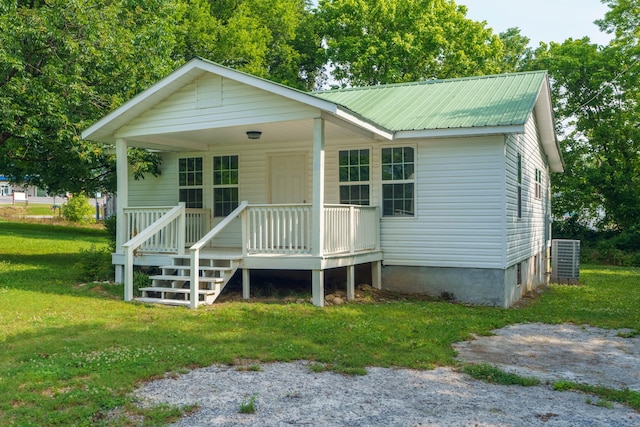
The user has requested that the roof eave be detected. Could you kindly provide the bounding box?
[394,124,526,140]
[535,75,565,173]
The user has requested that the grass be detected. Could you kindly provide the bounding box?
[1,220,639,425]
[554,381,640,411]
[461,363,540,386]
[238,394,258,414]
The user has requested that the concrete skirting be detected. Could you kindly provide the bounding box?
[382,251,548,308]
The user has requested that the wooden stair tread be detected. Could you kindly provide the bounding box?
[134,297,191,307]
[170,254,242,261]
[140,286,217,295]
[159,265,233,271]
[150,275,224,282]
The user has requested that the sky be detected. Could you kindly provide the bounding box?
[460,0,613,46]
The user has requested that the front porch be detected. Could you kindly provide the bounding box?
[114,202,382,308]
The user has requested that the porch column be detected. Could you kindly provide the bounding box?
[115,138,128,285]
[311,117,325,307]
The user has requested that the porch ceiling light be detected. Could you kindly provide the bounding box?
[246,131,262,140]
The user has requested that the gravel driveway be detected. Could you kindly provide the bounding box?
[134,323,640,426]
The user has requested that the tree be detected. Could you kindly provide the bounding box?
[0,0,180,195]
[314,0,507,86]
[527,19,639,230]
[0,0,316,195]
[498,27,532,72]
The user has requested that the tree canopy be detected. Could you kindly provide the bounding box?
[524,0,639,231]
[2,0,638,233]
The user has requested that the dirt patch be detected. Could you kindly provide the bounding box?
[454,322,640,391]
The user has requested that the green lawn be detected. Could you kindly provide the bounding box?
[1,220,639,426]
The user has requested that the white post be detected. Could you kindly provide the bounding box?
[124,247,134,301]
[242,269,250,300]
[190,249,200,309]
[177,202,186,255]
[312,270,324,307]
[311,118,326,307]
[115,138,128,285]
[347,265,355,300]
[372,260,382,290]
[311,117,325,257]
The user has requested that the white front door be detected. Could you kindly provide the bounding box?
[269,154,307,204]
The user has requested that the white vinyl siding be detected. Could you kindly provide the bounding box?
[116,75,319,139]
[380,136,505,269]
[506,113,550,266]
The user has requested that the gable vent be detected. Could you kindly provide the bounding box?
[196,75,222,109]
[551,239,580,283]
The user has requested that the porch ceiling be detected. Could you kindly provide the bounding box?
[124,117,375,152]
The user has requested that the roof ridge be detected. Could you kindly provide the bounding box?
[313,70,548,94]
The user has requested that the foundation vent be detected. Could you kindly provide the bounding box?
[551,239,580,283]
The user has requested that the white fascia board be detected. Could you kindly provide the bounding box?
[394,125,525,140]
[334,108,394,140]
[535,77,565,173]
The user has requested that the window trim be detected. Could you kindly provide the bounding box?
[534,168,542,200]
[178,156,204,209]
[338,147,371,206]
[381,145,417,218]
[212,154,239,217]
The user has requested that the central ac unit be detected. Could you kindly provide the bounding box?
[551,239,580,283]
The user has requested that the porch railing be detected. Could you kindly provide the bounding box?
[244,204,379,256]
[124,207,210,250]
[323,204,379,255]
[245,204,312,255]
[121,203,186,301]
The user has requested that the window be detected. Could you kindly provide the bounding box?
[535,168,542,200]
[382,146,415,217]
[339,149,370,205]
[517,153,522,219]
[213,155,239,216]
[178,157,203,208]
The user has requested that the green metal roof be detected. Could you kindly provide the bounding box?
[313,71,548,132]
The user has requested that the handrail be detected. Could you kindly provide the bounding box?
[190,201,248,251]
[189,201,248,308]
[122,204,185,252]
[122,203,186,302]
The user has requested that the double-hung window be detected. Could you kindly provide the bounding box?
[382,146,415,217]
[213,155,239,217]
[339,149,370,205]
[534,168,542,200]
[178,157,203,208]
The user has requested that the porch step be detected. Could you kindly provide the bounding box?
[149,274,224,283]
[139,286,218,295]
[135,297,191,307]
[159,265,233,272]
[139,253,242,307]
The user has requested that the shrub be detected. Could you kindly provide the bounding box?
[62,194,95,223]
[104,215,117,251]
[77,244,113,282]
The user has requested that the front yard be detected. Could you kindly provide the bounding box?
[1,220,639,426]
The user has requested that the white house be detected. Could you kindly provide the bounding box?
[82,58,563,309]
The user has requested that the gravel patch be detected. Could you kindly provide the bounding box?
[134,324,640,426]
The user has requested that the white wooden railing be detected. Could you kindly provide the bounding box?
[244,204,312,255]
[323,205,379,255]
[124,207,210,250]
[189,201,248,309]
[122,203,186,301]
[244,204,378,256]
